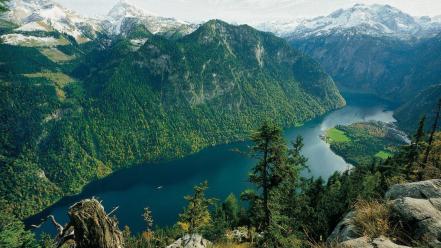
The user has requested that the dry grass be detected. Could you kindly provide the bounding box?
[40,48,75,63]
[24,71,75,100]
[352,200,390,239]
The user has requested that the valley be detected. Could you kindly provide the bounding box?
[1,1,441,247]
[26,93,395,235]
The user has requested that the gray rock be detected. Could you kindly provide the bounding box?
[390,197,441,246]
[331,180,441,247]
[327,211,361,242]
[339,236,410,248]
[166,234,211,248]
[386,179,441,200]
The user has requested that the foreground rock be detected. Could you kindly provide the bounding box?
[339,236,410,248]
[329,179,441,247]
[166,234,212,248]
[386,180,441,247]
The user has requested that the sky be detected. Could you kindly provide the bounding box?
[55,0,441,23]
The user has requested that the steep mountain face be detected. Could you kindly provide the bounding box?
[101,0,198,38]
[290,33,441,101]
[394,84,441,133]
[281,5,441,103]
[0,17,344,219]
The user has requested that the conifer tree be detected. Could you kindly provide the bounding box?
[178,181,215,234]
[406,116,425,178]
[244,123,306,247]
[424,99,441,164]
[143,207,154,232]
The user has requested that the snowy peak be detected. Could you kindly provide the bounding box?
[6,0,100,42]
[106,0,156,23]
[103,0,197,37]
[263,4,441,40]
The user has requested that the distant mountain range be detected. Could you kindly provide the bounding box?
[4,0,198,42]
[258,4,441,40]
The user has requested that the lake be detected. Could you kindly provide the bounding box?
[26,93,397,235]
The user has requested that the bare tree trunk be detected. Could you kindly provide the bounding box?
[69,198,124,248]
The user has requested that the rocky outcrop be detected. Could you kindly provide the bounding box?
[166,234,211,248]
[339,236,410,248]
[386,180,441,247]
[327,211,360,242]
[329,179,441,247]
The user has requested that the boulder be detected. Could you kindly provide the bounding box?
[329,180,441,247]
[166,234,211,248]
[386,179,441,200]
[327,211,360,242]
[339,236,410,248]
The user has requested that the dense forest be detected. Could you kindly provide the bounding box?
[0,17,345,224]
[325,121,407,165]
[3,109,440,247]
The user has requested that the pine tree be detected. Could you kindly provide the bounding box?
[248,122,287,230]
[423,99,441,164]
[406,116,425,178]
[178,181,215,234]
[143,207,154,232]
[244,123,306,247]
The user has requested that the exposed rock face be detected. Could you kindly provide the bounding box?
[327,211,360,242]
[329,180,441,247]
[166,234,211,248]
[339,236,410,248]
[386,180,441,247]
[385,180,441,200]
[68,199,124,248]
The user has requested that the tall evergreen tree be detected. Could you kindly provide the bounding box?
[406,116,425,178]
[178,181,215,234]
[424,99,441,164]
[244,123,306,247]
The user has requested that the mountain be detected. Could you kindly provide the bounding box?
[394,84,441,133]
[4,0,100,42]
[0,17,345,219]
[258,4,441,40]
[101,0,198,38]
[282,5,441,105]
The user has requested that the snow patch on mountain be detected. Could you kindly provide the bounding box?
[256,4,441,40]
[1,33,66,46]
[102,0,198,37]
[6,0,100,42]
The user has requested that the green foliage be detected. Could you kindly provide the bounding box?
[325,128,350,142]
[326,121,406,165]
[0,20,345,224]
[0,210,39,248]
[244,123,308,247]
[0,0,9,14]
[178,181,215,234]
